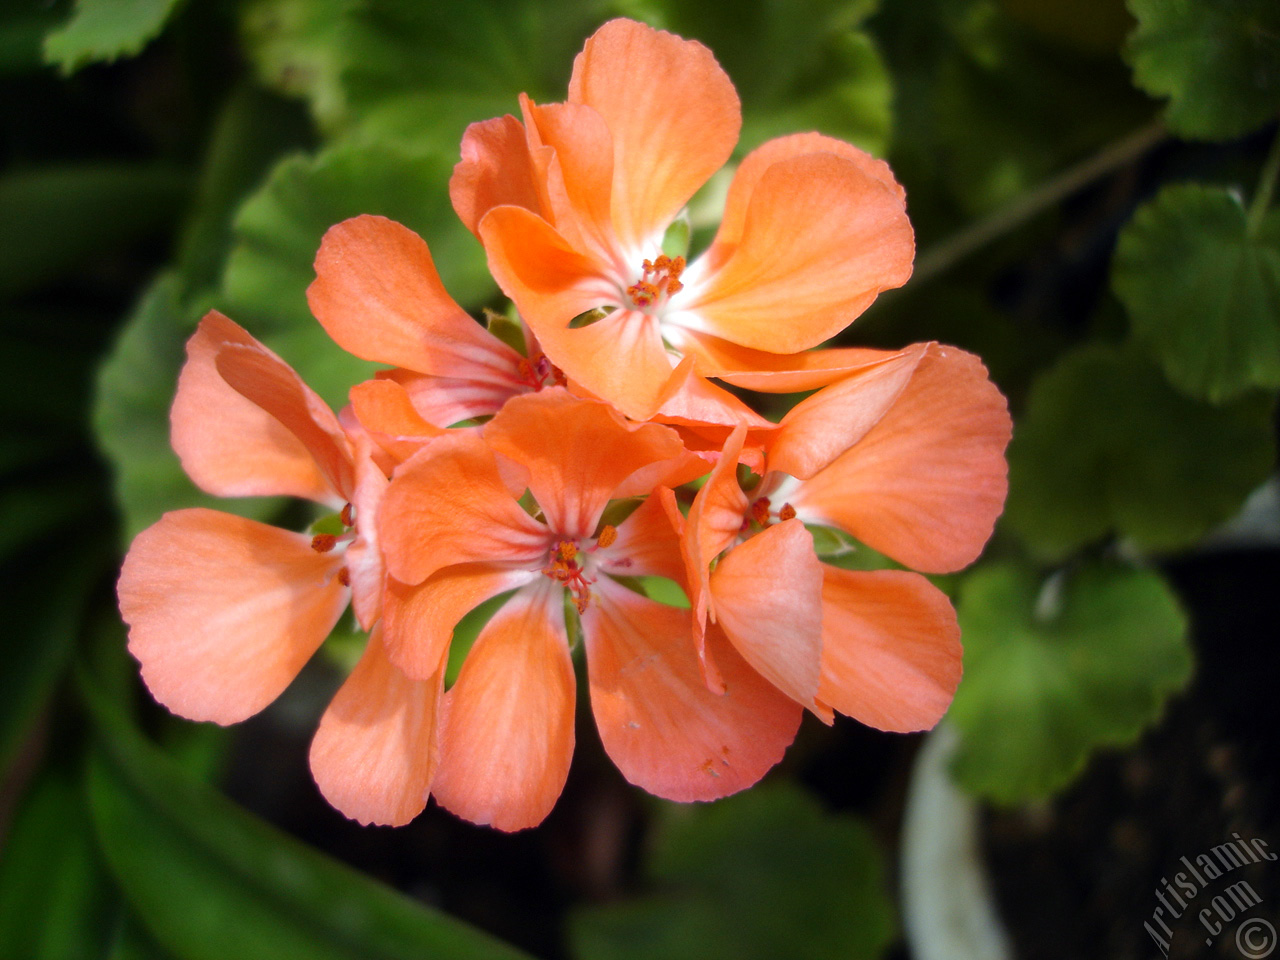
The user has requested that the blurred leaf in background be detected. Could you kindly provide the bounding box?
[80,624,534,960]
[947,561,1192,804]
[1127,0,1280,141]
[44,0,186,74]
[571,783,894,960]
[1113,181,1280,403]
[1003,344,1275,560]
[623,0,891,155]
[242,0,602,155]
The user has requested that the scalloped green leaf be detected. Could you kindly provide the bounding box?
[570,783,894,960]
[220,138,495,409]
[948,561,1192,804]
[44,0,183,74]
[1113,183,1280,403]
[1003,344,1276,560]
[81,657,531,960]
[1127,0,1280,141]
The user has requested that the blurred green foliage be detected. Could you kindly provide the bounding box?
[2,0,1278,955]
[948,562,1191,803]
[1004,344,1275,559]
[1113,180,1280,402]
[1128,0,1280,141]
[570,784,893,960]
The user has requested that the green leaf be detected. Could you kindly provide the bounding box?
[173,83,315,301]
[1113,183,1280,402]
[80,659,532,960]
[0,7,67,74]
[108,915,179,960]
[93,276,283,544]
[1003,344,1276,560]
[643,0,892,154]
[1127,0,1280,141]
[242,0,599,151]
[0,759,117,960]
[221,138,496,409]
[44,0,184,74]
[878,0,1150,221]
[91,88,312,543]
[0,164,187,298]
[737,29,892,156]
[570,783,894,960]
[948,561,1192,803]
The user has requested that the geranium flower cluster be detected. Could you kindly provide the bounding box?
[117,19,1011,831]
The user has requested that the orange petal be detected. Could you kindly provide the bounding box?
[483,389,687,539]
[708,519,824,713]
[657,486,724,695]
[379,368,525,429]
[769,345,927,480]
[377,432,549,585]
[687,424,750,577]
[686,152,914,353]
[308,215,523,384]
[349,378,445,464]
[214,343,355,501]
[381,564,536,680]
[583,577,801,801]
[520,97,617,262]
[479,205,675,419]
[674,327,912,393]
[309,627,444,826]
[451,114,545,236]
[678,423,752,695]
[568,19,740,251]
[171,311,336,503]
[705,133,906,273]
[652,355,774,429]
[595,490,687,584]
[343,438,388,631]
[792,345,1011,574]
[118,508,347,725]
[350,378,445,438]
[431,580,575,831]
[817,566,961,732]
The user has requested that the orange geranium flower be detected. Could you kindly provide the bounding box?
[117,312,440,827]
[377,389,801,831]
[677,343,1012,731]
[451,18,915,420]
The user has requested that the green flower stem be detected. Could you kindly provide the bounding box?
[1246,121,1280,237]
[913,118,1168,284]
